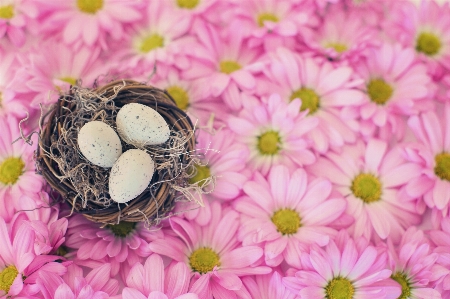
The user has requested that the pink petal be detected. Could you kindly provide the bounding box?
[365,139,387,173]
[145,254,164,293]
[221,246,263,269]
[214,271,242,291]
[230,70,255,90]
[54,284,76,299]
[122,288,147,299]
[433,180,450,210]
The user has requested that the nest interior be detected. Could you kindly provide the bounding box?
[36,79,197,225]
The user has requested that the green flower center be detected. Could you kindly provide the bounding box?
[326,42,348,54]
[176,0,199,9]
[290,88,320,115]
[271,209,301,235]
[60,77,77,86]
[434,152,450,181]
[106,221,136,237]
[139,34,165,53]
[0,5,14,19]
[351,173,382,203]
[77,0,103,14]
[257,12,279,27]
[219,60,241,74]
[189,247,221,274]
[367,78,393,105]
[416,32,441,56]
[391,272,412,299]
[189,164,211,188]
[0,266,19,293]
[325,277,355,299]
[0,157,25,185]
[166,86,189,110]
[56,246,68,257]
[257,130,281,155]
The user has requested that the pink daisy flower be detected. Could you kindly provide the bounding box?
[234,165,347,268]
[36,0,142,47]
[242,272,297,299]
[386,227,441,299]
[283,230,401,299]
[149,201,271,299]
[405,104,450,214]
[0,0,38,47]
[308,139,422,243]
[228,93,318,175]
[259,47,365,153]
[386,0,450,77]
[122,254,198,299]
[37,263,119,299]
[0,115,44,221]
[182,21,263,110]
[353,43,434,139]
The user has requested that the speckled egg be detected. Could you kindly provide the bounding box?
[116,103,170,147]
[108,149,155,203]
[77,121,122,168]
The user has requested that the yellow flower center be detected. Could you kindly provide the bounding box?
[188,164,211,188]
[166,86,189,111]
[189,247,221,274]
[416,32,441,56]
[367,78,393,105]
[434,152,450,181]
[290,88,320,115]
[391,272,412,299]
[0,266,19,293]
[257,130,281,155]
[59,77,77,87]
[0,5,14,19]
[257,12,279,27]
[139,34,165,53]
[0,157,25,185]
[271,209,301,235]
[325,277,355,299]
[325,42,348,54]
[76,0,103,14]
[351,173,382,203]
[106,221,136,237]
[219,60,241,74]
[176,0,199,9]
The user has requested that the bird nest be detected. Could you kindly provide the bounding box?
[36,79,205,225]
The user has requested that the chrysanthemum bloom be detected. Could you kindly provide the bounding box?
[234,165,347,268]
[228,93,317,175]
[429,217,450,297]
[37,263,119,299]
[150,202,271,299]
[0,217,67,298]
[242,271,296,299]
[308,139,422,243]
[353,43,434,139]
[386,227,441,299]
[0,0,39,47]
[259,47,365,153]
[182,21,263,110]
[122,254,198,299]
[283,230,401,299]
[405,104,450,214]
[36,0,142,47]
[385,0,450,77]
[0,115,44,221]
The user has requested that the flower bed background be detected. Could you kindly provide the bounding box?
[0,0,449,298]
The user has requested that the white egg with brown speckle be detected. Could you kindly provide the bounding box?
[77,121,122,168]
[109,149,155,203]
[116,103,170,147]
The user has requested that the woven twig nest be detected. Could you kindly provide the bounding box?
[36,80,198,224]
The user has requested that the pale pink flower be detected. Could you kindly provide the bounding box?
[386,227,441,299]
[150,201,271,299]
[37,263,119,299]
[228,93,318,175]
[284,230,401,299]
[242,272,297,299]
[353,43,434,139]
[405,104,450,214]
[258,47,365,153]
[122,254,198,299]
[308,139,422,243]
[235,165,347,268]
[0,0,38,47]
[36,0,142,47]
[0,115,44,222]
[182,21,263,110]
